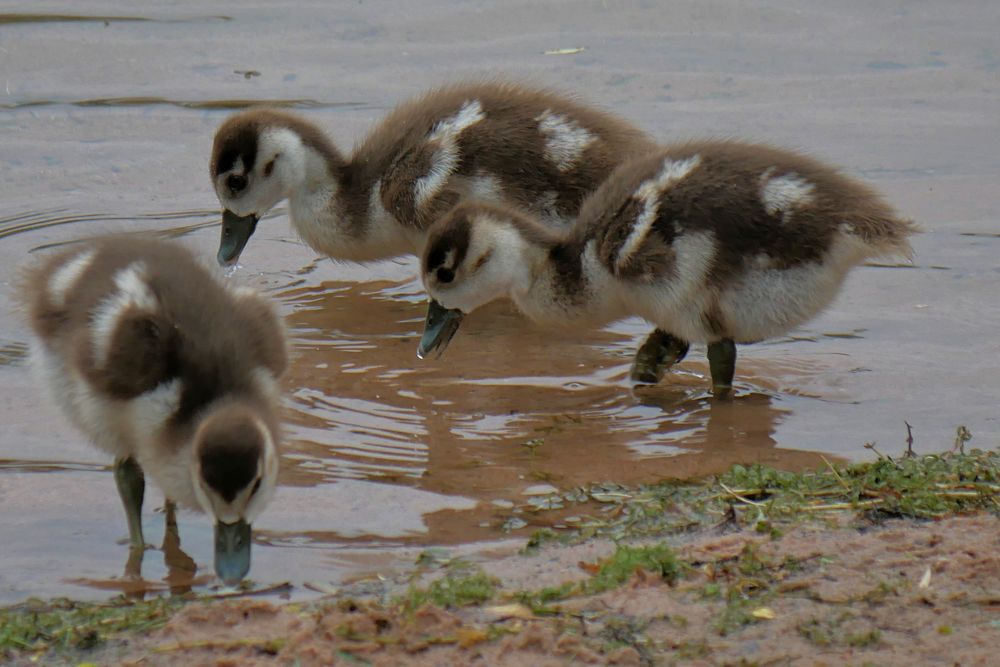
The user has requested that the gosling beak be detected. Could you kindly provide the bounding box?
[214,519,252,586]
[417,299,464,359]
[217,210,259,267]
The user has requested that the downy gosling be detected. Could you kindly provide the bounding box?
[210,81,649,265]
[22,236,287,584]
[419,141,916,396]
[209,80,679,381]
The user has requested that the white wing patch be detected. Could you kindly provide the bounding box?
[536,110,596,171]
[362,179,409,254]
[671,230,717,300]
[615,155,702,271]
[48,248,97,307]
[129,377,183,441]
[90,262,158,369]
[228,285,261,301]
[414,100,486,209]
[468,173,503,202]
[760,170,815,218]
[370,180,391,223]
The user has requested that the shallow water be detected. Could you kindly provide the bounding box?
[1,0,998,603]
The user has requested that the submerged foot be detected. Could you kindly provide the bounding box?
[707,339,737,399]
[630,330,690,385]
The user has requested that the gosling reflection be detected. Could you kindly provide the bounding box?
[79,503,204,600]
[276,280,841,546]
[160,503,198,595]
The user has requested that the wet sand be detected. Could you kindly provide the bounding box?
[1,1,999,603]
[90,513,1000,667]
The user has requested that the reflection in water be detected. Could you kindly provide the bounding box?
[0,340,29,366]
[70,503,209,599]
[0,459,105,472]
[0,215,851,601]
[276,278,841,547]
[159,504,199,597]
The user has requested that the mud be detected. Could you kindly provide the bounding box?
[22,512,994,666]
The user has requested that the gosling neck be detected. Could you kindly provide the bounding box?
[513,238,627,328]
[287,141,418,262]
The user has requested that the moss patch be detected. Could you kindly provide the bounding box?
[583,543,684,594]
[0,595,186,656]
[400,570,499,612]
[798,612,883,648]
[506,441,999,544]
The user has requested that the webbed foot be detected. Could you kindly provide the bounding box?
[707,339,737,399]
[630,329,690,384]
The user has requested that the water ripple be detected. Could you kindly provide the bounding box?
[1,97,370,111]
[0,208,218,246]
[0,13,232,26]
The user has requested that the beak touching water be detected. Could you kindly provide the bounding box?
[217,210,260,267]
[417,299,464,359]
[214,519,252,586]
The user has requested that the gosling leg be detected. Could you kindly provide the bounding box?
[114,456,145,550]
[707,339,737,398]
[630,329,691,384]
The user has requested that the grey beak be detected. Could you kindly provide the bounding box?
[217,210,259,267]
[214,519,252,586]
[417,299,464,359]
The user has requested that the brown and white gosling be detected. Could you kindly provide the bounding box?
[209,81,678,380]
[210,81,650,265]
[21,236,287,584]
[419,141,917,396]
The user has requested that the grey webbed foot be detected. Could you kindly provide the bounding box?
[630,329,690,384]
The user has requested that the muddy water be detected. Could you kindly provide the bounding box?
[1,1,998,603]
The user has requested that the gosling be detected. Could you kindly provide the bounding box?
[419,141,916,395]
[21,236,287,584]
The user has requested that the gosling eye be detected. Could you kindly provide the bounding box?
[263,158,276,177]
[436,267,455,284]
[250,478,262,497]
[226,173,248,193]
[472,250,493,271]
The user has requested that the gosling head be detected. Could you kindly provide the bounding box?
[210,110,321,266]
[417,203,539,358]
[190,401,279,586]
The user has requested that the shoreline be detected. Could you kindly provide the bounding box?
[4,446,997,665]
